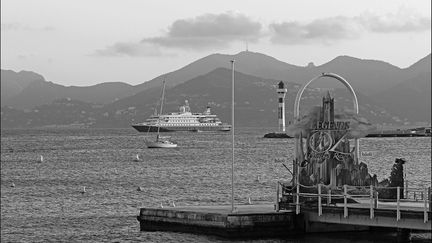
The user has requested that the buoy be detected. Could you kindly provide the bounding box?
[38,155,44,163]
[159,203,164,208]
[248,197,252,205]
[133,154,140,162]
[171,201,176,207]
[11,182,15,187]
[80,186,86,194]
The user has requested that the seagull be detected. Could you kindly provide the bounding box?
[248,197,252,205]
[254,175,261,183]
[38,155,44,163]
[171,201,176,207]
[133,154,140,162]
[11,182,15,187]
[137,186,144,191]
[80,186,86,194]
[159,203,164,208]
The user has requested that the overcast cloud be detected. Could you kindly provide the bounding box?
[95,8,430,56]
[142,12,262,49]
[93,42,164,57]
[270,10,430,45]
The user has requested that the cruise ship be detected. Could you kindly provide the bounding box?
[132,100,231,132]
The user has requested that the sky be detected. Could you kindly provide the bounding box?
[1,0,431,86]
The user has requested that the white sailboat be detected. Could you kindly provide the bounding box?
[146,79,177,148]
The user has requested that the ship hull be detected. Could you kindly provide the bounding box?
[132,124,230,132]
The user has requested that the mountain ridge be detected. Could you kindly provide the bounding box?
[1,51,430,127]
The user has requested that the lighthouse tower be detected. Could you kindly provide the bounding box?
[277,81,288,132]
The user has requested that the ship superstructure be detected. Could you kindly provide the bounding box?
[132,100,231,132]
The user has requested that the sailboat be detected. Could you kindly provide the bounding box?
[146,80,177,148]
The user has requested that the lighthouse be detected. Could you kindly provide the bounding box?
[277,81,288,132]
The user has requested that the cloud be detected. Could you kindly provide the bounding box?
[93,42,164,57]
[270,16,362,44]
[94,8,430,55]
[358,10,431,33]
[142,12,262,49]
[270,8,430,45]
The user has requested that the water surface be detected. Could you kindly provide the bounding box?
[1,128,431,242]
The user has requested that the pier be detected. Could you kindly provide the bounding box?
[279,183,431,232]
[137,184,431,238]
[137,204,298,238]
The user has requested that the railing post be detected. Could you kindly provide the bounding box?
[296,183,300,214]
[375,191,379,209]
[275,182,280,212]
[318,184,322,216]
[344,184,348,218]
[397,186,400,221]
[327,189,331,205]
[405,178,408,199]
[429,187,432,213]
[370,185,374,219]
[424,187,428,223]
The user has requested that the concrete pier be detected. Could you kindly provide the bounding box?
[136,204,376,238]
[137,204,299,238]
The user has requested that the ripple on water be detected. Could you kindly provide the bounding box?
[1,128,431,242]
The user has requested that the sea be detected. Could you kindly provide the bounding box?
[1,128,431,242]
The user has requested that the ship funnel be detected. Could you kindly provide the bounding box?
[179,106,186,113]
[204,106,211,115]
[184,100,190,112]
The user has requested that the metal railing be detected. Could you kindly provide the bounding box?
[276,182,431,223]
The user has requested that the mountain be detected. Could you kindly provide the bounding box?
[1,52,430,128]
[404,54,431,75]
[370,55,431,123]
[0,98,103,128]
[1,69,138,109]
[134,51,300,91]
[371,72,431,122]
[1,68,402,128]
[108,67,286,127]
[134,51,421,96]
[1,70,45,104]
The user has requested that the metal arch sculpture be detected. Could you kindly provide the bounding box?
[294,72,359,118]
[293,72,360,185]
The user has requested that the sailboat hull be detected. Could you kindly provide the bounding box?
[146,141,178,148]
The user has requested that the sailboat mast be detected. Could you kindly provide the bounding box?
[156,79,166,136]
[159,80,166,115]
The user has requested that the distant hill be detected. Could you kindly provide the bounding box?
[1,70,45,104]
[134,51,300,91]
[1,52,430,128]
[371,72,431,122]
[114,68,399,127]
[1,68,401,128]
[134,51,424,96]
[1,70,138,109]
[370,55,431,123]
